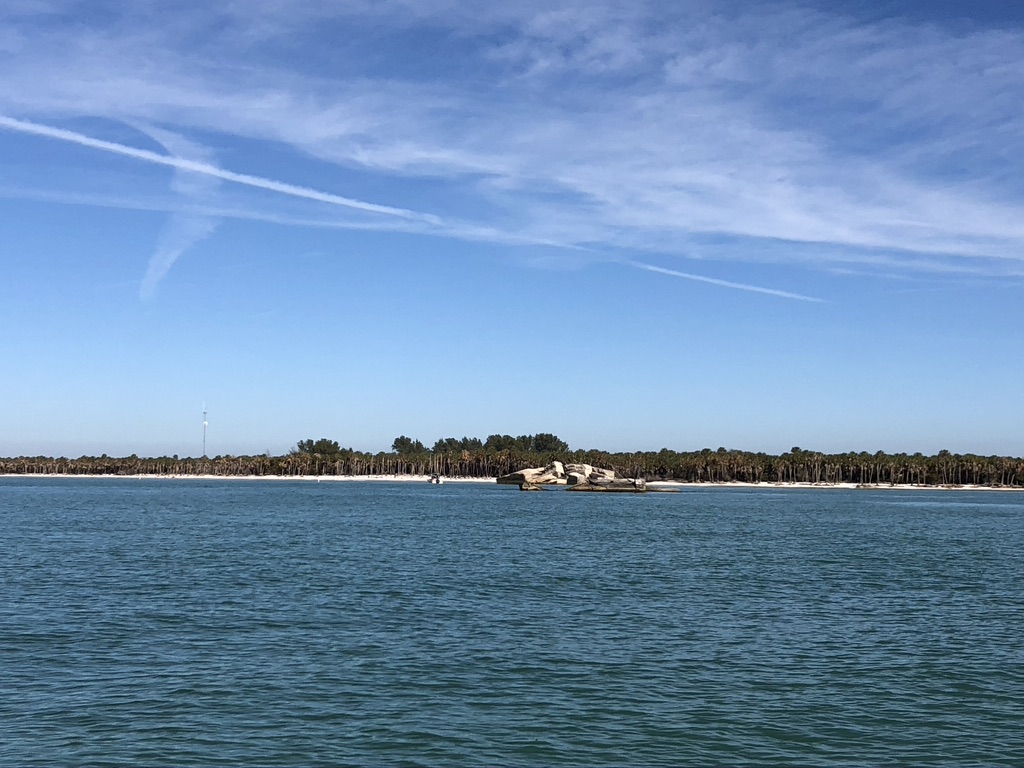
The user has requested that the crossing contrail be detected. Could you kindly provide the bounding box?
[0,115,441,225]
[1,115,825,302]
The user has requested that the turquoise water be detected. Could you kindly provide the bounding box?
[1,478,1022,766]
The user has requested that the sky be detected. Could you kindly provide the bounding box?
[1,0,1023,459]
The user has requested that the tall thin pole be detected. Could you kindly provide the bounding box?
[202,403,208,458]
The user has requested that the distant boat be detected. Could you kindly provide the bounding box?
[428,473,444,485]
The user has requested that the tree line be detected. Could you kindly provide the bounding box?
[1,437,1023,487]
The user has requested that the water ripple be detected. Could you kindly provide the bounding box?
[1,480,1022,765]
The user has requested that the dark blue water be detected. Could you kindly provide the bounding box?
[2,479,1022,766]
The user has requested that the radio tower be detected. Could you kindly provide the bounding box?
[202,403,208,458]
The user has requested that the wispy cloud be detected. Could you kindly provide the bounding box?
[0,116,441,223]
[0,116,595,250]
[1,115,827,301]
[1,0,1023,292]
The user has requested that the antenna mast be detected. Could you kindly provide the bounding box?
[202,403,208,458]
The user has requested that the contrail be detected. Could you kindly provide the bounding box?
[140,214,219,300]
[0,115,826,303]
[624,260,825,303]
[0,115,441,225]
[136,124,220,300]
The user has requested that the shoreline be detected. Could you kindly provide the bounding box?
[0,473,496,484]
[2,474,1022,491]
[647,481,1024,492]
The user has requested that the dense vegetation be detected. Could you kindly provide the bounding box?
[2,434,1023,487]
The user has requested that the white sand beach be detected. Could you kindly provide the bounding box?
[4,474,1022,490]
[645,480,1024,492]
[0,473,498,483]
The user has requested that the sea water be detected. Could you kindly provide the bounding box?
[1,478,1022,766]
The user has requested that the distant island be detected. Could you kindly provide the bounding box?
[2,434,1022,488]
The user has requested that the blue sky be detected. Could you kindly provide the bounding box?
[2,0,1023,458]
